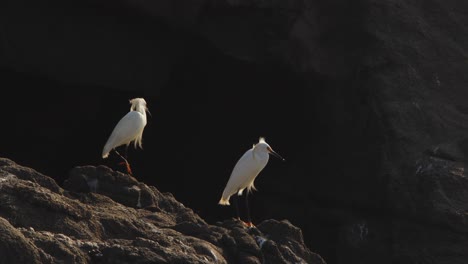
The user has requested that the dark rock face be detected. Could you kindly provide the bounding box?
[2,0,468,263]
[0,158,325,264]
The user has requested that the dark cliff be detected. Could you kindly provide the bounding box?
[1,0,468,263]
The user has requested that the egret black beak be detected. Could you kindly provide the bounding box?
[268,148,285,161]
[146,109,152,117]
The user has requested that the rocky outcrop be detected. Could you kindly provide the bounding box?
[0,158,325,264]
[2,0,468,263]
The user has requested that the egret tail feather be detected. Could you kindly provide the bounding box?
[218,197,230,205]
[102,143,113,159]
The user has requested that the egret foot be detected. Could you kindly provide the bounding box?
[244,221,255,228]
[236,218,254,228]
[118,161,133,176]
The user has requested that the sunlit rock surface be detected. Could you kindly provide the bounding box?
[0,158,325,264]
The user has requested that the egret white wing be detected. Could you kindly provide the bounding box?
[219,149,267,204]
[102,111,146,158]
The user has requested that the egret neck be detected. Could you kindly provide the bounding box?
[252,146,270,162]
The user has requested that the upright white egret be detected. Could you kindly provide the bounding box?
[102,98,150,175]
[219,137,285,227]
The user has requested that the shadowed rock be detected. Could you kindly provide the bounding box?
[0,218,48,264]
[0,158,325,264]
[3,0,468,263]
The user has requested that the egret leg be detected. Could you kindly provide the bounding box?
[244,192,254,227]
[232,194,241,221]
[124,144,129,159]
[114,150,133,176]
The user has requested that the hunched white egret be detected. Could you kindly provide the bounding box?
[102,98,150,175]
[218,137,284,227]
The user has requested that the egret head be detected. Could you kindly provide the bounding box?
[254,137,285,161]
[129,98,150,115]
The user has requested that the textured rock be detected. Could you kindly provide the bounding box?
[0,158,325,264]
[2,0,468,263]
[0,218,47,264]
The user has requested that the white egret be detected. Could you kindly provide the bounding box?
[102,98,150,175]
[218,137,285,227]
